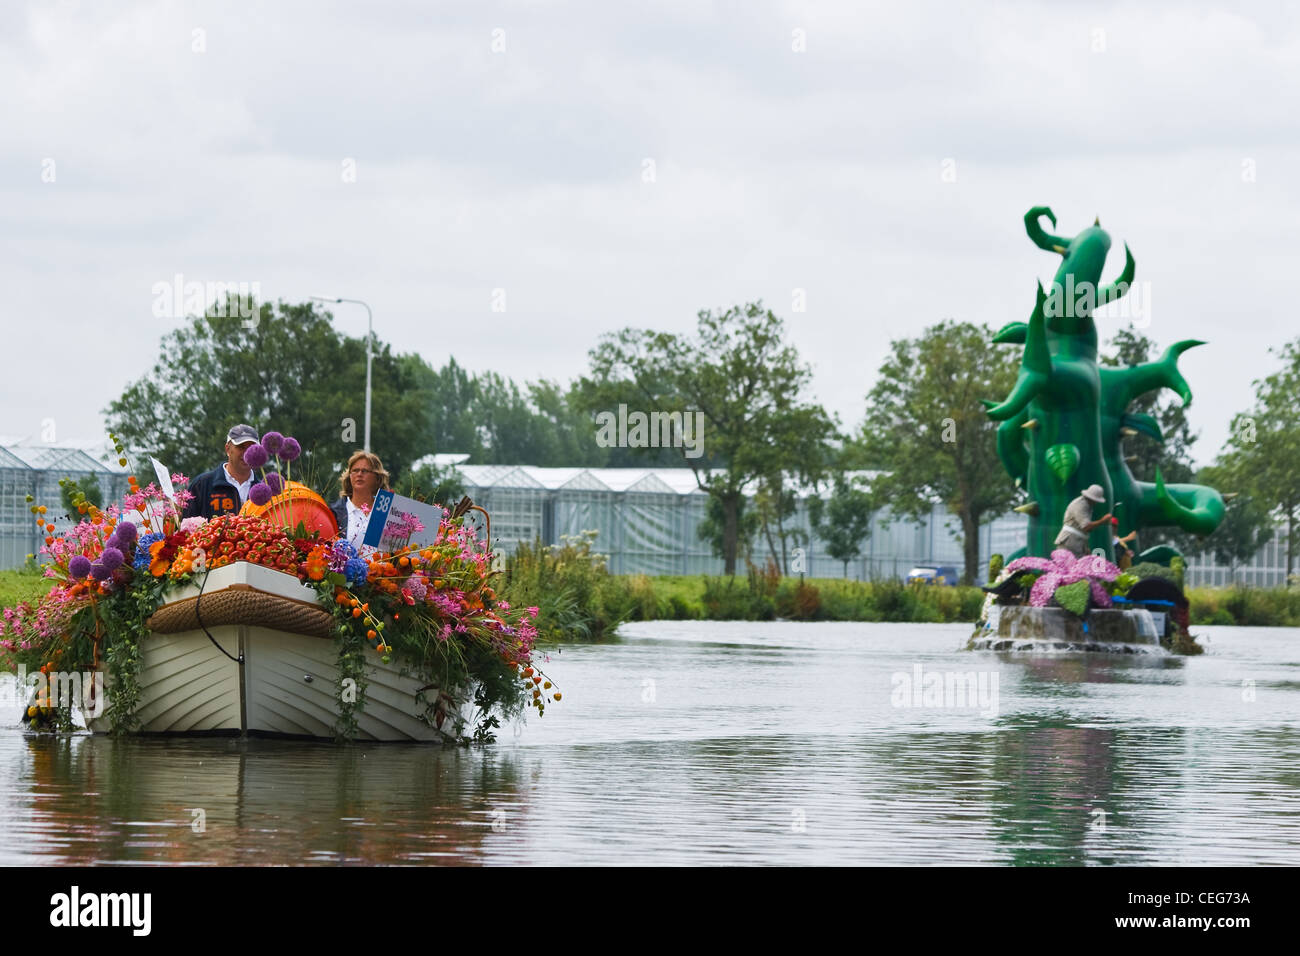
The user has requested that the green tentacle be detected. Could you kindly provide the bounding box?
[992,321,1027,345]
[985,282,1050,421]
[1096,243,1136,306]
[1141,467,1226,536]
[996,407,1030,487]
[1024,206,1069,255]
[1119,411,1163,441]
[1114,339,1206,407]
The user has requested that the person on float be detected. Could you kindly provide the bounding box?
[1054,483,1112,558]
[1111,516,1138,570]
[331,450,391,550]
[183,424,270,520]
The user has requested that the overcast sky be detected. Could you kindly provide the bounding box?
[4,0,1297,467]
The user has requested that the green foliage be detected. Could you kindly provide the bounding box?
[1052,579,1091,616]
[987,553,1004,584]
[104,299,440,482]
[853,320,1020,584]
[700,574,776,621]
[1188,585,1300,627]
[754,473,807,573]
[1215,337,1300,574]
[775,580,823,620]
[1190,463,1276,569]
[96,575,168,734]
[807,472,874,577]
[501,532,628,641]
[1113,571,1139,595]
[404,461,466,508]
[58,477,102,515]
[577,301,839,574]
[334,629,369,742]
[1131,562,1178,583]
[696,492,760,566]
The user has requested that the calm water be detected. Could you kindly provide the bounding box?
[2,621,1298,865]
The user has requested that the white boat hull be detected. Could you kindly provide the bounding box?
[87,563,472,741]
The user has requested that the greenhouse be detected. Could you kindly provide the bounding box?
[449,460,1292,587]
[3,446,1289,588]
[0,442,130,569]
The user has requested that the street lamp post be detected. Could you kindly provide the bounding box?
[310,295,373,452]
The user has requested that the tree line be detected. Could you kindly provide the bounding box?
[105,296,1299,582]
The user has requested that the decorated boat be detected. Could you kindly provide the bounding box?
[2,431,559,742]
[82,560,473,741]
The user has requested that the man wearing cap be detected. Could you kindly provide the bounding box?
[1054,483,1113,557]
[181,424,264,520]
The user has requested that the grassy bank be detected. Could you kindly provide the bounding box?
[546,569,1300,631]
[6,556,1297,643]
[0,569,53,610]
[1186,586,1300,627]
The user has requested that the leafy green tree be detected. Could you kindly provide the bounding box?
[754,473,805,573]
[104,299,438,491]
[403,460,467,509]
[577,302,839,574]
[1215,338,1300,575]
[853,320,1019,584]
[427,356,487,461]
[1190,462,1273,573]
[696,493,761,567]
[807,473,875,578]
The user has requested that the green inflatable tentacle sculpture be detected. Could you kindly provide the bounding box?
[986,207,1226,560]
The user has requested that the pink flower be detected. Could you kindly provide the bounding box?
[1006,556,1054,574]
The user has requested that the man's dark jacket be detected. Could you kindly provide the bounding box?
[182,465,274,520]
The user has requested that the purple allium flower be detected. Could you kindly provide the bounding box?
[249,482,274,507]
[68,555,92,579]
[114,521,137,543]
[260,431,285,455]
[265,472,283,494]
[100,547,125,571]
[242,443,270,469]
[89,562,111,582]
[280,437,301,462]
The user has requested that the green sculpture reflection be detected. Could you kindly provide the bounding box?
[984,207,1225,561]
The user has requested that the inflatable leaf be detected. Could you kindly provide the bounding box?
[1045,443,1080,484]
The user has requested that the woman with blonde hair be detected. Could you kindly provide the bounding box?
[331,450,391,549]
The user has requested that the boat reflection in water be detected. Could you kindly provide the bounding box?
[12,733,534,865]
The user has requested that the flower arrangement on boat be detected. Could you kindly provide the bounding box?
[0,432,559,739]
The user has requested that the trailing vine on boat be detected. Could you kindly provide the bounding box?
[334,626,369,741]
